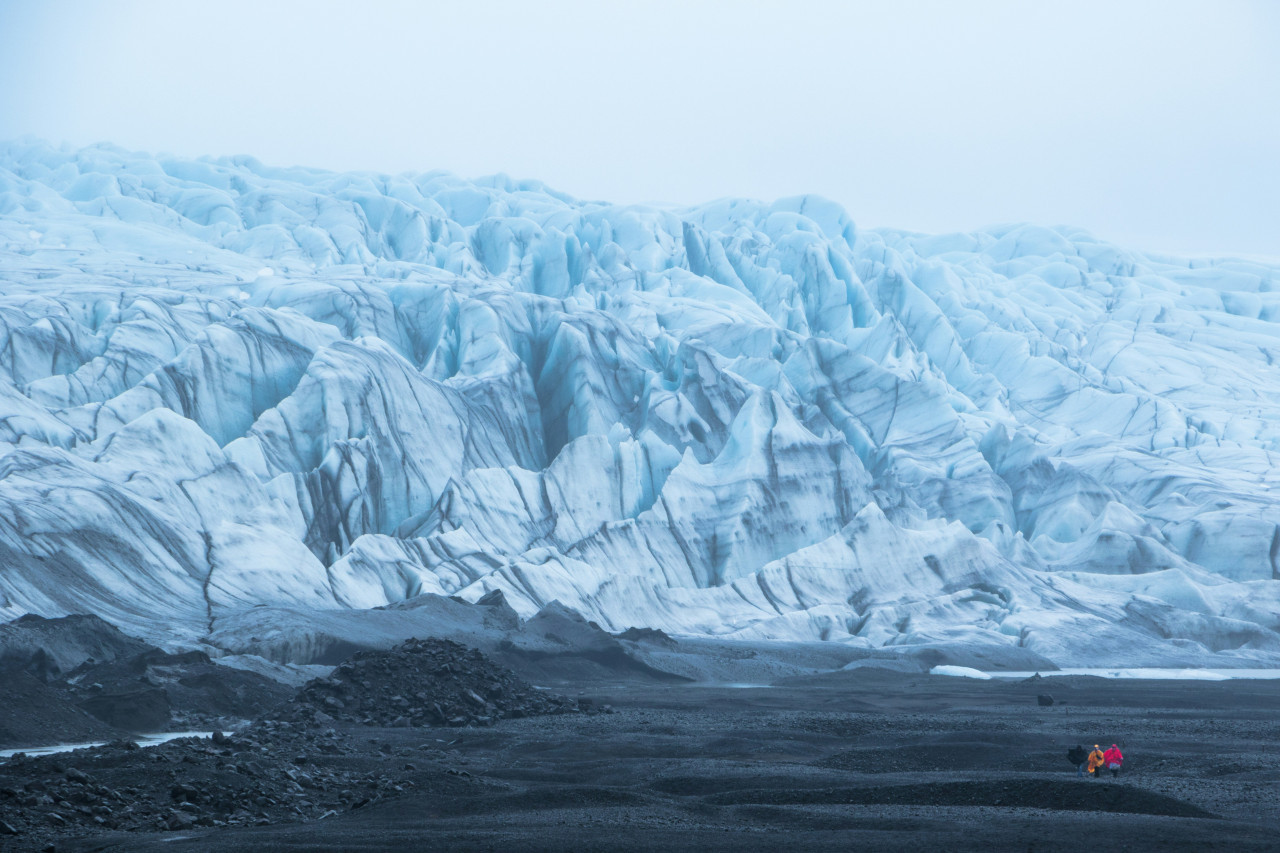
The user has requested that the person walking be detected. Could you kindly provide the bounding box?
[1067,744,1088,777]
[1103,743,1124,779]
[1087,744,1106,778]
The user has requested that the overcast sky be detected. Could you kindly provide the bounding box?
[1,0,1277,256]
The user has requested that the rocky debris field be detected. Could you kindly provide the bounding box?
[0,721,481,847]
[0,636,595,849]
[277,638,598,728]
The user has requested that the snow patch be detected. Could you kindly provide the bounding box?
[930,665,993,679]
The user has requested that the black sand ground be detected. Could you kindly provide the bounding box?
[11,670,1277,852]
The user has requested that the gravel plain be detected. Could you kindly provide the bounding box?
[4,667,1275,852]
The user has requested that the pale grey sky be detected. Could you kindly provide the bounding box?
[1,0,1277,256]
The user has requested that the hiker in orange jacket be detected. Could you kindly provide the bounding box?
[1087,745,1105,778]
[1103,744,1124,778]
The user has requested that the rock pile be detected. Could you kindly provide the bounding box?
[276,638,589,728]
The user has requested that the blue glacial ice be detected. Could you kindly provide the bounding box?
[1,139,1279,667]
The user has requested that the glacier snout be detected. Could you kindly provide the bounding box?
[1,141,1279,667]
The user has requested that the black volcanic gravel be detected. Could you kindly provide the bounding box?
[0,723,477,847]
[275,638,593,728]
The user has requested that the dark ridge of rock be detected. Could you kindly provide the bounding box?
[494,601,689,684]
[77,688,171,731]
[0,626,293,744]
[893,643,1060,674]
[500,601,619,655]
[472,589,520,630]
[0,670,125,748]
[837,658,928,674]
[65,649,293,729]
[273,638,590,728]
[0,613,154,682]
[474,589,508,607]
[615,626,679,648]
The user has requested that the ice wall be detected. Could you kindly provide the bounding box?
[1,140,1278,665]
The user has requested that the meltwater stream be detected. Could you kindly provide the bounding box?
[0,731,215,760]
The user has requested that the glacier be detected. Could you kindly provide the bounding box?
[1,139,1279,669]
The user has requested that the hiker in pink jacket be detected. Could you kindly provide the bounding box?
[1102,744,1124,779]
